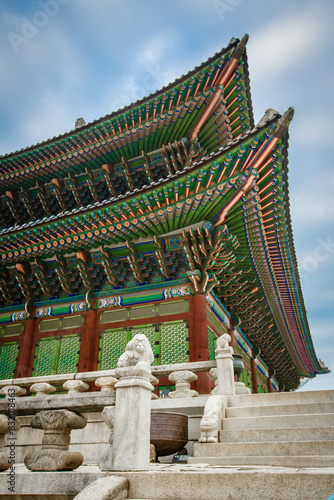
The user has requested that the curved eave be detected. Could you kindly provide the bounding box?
[278,133,328,375]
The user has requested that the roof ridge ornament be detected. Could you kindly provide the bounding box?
[255,108,279,129]
[274,107,295,139]
[75,117,86,129]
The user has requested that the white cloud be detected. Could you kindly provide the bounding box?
[136,35,169,65]
[248,11,327,82]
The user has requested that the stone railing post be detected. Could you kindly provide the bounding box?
[112,365,153,471]
[0,414,20,471]
[24,409,87,471]
[215,334,235,395]
[98,406,114,471]
[168,370,198,398]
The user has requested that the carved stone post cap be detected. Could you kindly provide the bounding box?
[95,376,118,391]
[115,365,152,380]
[215,346,234,357]
[30,409,87,431]
[63,380,89,394]
[168,370,198,383]
[0,385,26,398]
[209,368,217,379]
[30,382,56,397]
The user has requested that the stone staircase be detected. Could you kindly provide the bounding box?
[190,389,334,467]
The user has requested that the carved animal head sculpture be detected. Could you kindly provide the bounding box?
[216,333,231,350]
[117,333,154,368]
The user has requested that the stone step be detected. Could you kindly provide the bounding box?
[222,412,334,430]
[218,426,334,442]
[115,465,334,500]
[188,455,334,468]
[225,401,334,418]
[193,441,334,457]
[228,389,334,408]
[1,464,333,500]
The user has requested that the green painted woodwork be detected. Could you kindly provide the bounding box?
[33,334,80,376]
[208,327,218,361]
[0,341,19,379]
[0,323,24,337]
[99,320,188,369]
[239,367,252,391]
[57,335,81,374]
[257,382,267,394]
[99,328,130,370]
[38,315,83,332]
[33,337,58,376]
[160,321,188,365]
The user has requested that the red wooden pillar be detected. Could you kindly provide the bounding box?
[228,328,235,349]
[189,294,211,394]
[15,318,36,378]
[267,376,272,393]
[250,356,258,394]
[77,309,97,373]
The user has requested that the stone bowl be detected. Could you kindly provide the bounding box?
[150,412,188,457]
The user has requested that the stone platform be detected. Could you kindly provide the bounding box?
[0,463,333,500]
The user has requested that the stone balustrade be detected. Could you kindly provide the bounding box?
[0,336,248,473]
[0,360,216,402]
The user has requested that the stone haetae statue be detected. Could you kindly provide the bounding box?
[199,409,219,443]
[117,333,153,368]
[199,395,228,444]
[216,333,231,350]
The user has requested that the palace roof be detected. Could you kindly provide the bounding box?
[0,35,328,390]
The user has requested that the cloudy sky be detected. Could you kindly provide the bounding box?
[0,0,333,391]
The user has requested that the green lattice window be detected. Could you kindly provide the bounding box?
[0,342,19,379]
[33,334,80,376]
[160,321,189,364]
[99,328,130,370]
[98,321,189,369]
[208,327,218,360]
[239,367,252,391]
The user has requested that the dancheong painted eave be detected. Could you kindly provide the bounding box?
[0,35,328,391]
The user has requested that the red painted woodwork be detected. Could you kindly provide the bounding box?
[78,309,98,373]
[250,356,258,394]
[15,318,36,378]
[189,294,211,394]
